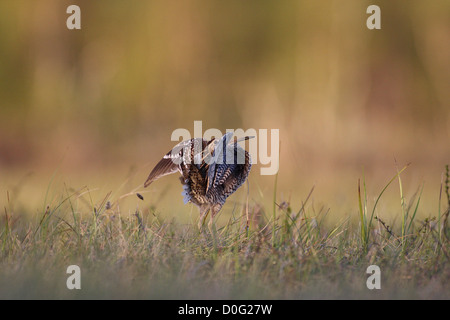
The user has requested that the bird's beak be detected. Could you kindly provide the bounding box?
[232,136,255,144]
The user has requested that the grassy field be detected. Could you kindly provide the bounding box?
[0,165,448,300]
[1,1,449,301]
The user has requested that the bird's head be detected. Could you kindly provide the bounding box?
[212,133,255,147]
[232,135,255,144]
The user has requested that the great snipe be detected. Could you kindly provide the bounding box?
[144,132,252,229]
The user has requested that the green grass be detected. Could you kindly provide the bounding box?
[0,167,449,299]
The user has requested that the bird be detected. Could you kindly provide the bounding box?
[144,132,252,230]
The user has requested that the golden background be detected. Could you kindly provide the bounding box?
[1,1,449,223]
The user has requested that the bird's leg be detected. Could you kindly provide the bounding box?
[208,204,222,244]
[208,204,222,229]
[198,204,210,231]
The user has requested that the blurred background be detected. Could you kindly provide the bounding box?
[0,1,449,222]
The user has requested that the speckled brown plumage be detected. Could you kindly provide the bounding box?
[144,133,252,228]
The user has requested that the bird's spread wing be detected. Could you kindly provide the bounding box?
[206,161,215,193]
[206,141,252,200]
[144,140,189,187]
[144,153,181,187]
[144,138,207,188]
[206,133,232,192]
[209,140,247,189]
[212,164,236,188]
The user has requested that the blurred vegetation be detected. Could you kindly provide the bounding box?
[0,1,449,216]
[1,1,449,300]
